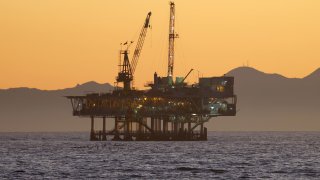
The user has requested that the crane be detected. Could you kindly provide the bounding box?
[117,12,152,91]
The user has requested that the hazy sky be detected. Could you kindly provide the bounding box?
[1,0,319,90]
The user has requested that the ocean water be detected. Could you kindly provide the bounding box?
[0,132,319,179]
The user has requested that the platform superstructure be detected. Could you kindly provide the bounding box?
[67,2,236,141]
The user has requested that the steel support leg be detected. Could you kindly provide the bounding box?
[113,117,121,141]
[90,116,95,141]
[102,117,106,140]
[200,123,204,137]
[151,117,155,132]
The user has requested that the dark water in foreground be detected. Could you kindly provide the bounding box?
[0,132,319,179]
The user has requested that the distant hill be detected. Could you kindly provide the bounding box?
[211,66,320,131]
[0,68,319,132]
[0,82,112,132]
[303,68,320,80]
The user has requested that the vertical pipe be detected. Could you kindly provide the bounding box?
[130,120,132,133]
[91,116,94,132]
[143,117,147,133]
[151,117,154,132]
[126,119,130,133]
[200,123,204,137]
[102,117,106,140]
[138,119,141,133]
[163,119,165,133]
[174,122,178,134]
[163,119,167,133]
[90,116,95,141]
[187,122,191,139]
[113,117,120,140]
[166,120,168,132]
[158,119,162,132]
[204,127,207,140]
[124,116,131,140]
[171,120,174,133]
[115,117,118,132]
[136,121,139,133]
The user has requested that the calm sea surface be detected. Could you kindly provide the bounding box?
[0,132,319,179]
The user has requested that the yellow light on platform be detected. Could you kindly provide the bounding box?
[217,85,225,92]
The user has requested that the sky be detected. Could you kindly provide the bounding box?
[0,0,319,90]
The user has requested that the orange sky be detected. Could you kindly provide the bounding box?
[1,0,319,90]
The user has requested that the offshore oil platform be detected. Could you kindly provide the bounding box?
[67,2,236,141]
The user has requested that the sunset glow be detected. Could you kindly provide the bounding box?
[1,0,319,89]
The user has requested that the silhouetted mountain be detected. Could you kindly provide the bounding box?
[210,66,320,131]
[304,68,320,80]
[0,69,319,132]
[0,82,113,132]
[56,81,113,96]
[227,67,288,80]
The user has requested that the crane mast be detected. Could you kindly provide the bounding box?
[116,12,152,91]
[167,2,178,79]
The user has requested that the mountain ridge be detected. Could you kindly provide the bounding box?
[227,66,308,80]
[1,66,318,91]
[303,67,320,80]
[0,66,319,132]
[0,81,112,92]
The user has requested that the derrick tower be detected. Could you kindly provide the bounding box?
[167,2,178,78]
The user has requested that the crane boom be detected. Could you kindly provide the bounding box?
[130,12,152,75]
[182,69,194,83]
[116,12,151,91]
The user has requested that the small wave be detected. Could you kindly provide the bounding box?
[176,167,199,171]
[235,162,254,166]
[13,170,26,173]
[272,170,288,174]
[130,174,143,178]
[239,175,250,179]
[176,167,228,174]
[210,169,227,174]
[71,146,88,149]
